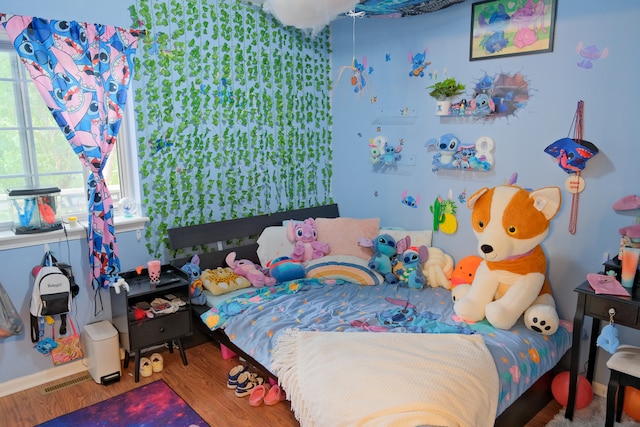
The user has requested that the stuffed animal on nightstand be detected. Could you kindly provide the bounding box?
[452,185,562,335]
[180,254,206,305]
[286,218,330,262]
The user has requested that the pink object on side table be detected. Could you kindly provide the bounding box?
[147,260,161,284]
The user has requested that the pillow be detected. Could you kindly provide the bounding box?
[315,217,380,260]
[305,255,383,286]
[381,229,433,248]
[256,226,294,267]
[269,256,306,282]
[200,267,252,295]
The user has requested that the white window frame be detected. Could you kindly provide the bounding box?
[0,30,145,249]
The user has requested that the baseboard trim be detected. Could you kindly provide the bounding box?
[0,360,87,398]
[593,381,607,398]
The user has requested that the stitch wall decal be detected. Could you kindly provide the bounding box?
[576,41,609,69]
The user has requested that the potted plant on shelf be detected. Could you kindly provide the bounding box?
[427,77,466,115]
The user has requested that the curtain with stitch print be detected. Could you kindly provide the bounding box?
[0,14,142,289]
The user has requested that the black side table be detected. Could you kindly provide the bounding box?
[566,281,640,419]
[110,265,192,382]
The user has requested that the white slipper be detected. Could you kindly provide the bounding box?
[150,353,163,373]
[140,357,153,377]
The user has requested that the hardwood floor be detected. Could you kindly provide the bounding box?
[0,341,561,426]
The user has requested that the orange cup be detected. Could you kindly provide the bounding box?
[621,247,640,288]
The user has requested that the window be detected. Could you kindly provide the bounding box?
[0,34,138,231]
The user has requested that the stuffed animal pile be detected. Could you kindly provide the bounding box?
[360,233,434,289]
[452,185,562,335]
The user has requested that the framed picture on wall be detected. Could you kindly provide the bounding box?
[469,0,557,61]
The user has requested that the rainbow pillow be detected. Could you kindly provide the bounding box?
[305,255,383,286]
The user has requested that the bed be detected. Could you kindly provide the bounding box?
[168,204,571,426]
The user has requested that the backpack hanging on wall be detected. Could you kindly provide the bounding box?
[29,251,76,343]
[0,281,23,338]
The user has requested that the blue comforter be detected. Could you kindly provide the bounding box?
[202,279,572,416]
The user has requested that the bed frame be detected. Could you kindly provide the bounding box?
[167,204,568,426]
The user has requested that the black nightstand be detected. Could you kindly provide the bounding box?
[566,281,640,420]
[110,265,192,382]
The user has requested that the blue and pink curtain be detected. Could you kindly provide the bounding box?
[1,14,142,289]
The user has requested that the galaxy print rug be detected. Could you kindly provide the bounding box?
[36,380,208,427]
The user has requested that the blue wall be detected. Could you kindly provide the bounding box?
[0,231,150,384]
[330,0,640,386]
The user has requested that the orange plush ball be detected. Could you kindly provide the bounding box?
[623,386,640,421]
[551,371,593,410]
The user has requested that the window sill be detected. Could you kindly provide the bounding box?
[0,216,149,251]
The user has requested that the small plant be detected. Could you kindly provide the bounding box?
[426,77,466,101]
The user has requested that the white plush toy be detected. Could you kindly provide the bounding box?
[422,247,454,289]
[452,185,561,335]
[111,277,130,294]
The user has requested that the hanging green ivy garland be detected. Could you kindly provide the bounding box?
[130,0,333,259]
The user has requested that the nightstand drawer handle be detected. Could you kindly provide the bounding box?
[608,308,616,324]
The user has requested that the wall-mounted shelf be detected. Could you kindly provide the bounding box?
[372,106,418,125]
[437,113,509,123]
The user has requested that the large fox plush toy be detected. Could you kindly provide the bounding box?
[452,185,562,335]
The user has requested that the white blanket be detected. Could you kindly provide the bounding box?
[272,330,499,427]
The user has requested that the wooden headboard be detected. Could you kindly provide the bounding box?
[167,204,340,269]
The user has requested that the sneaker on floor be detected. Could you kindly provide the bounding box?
[235,372,264,397]
[227,365,248,389]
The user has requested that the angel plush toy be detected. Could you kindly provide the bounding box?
[286,218,330,262]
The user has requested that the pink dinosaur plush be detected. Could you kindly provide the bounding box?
[225,252,276,287]
[286,218,330,262]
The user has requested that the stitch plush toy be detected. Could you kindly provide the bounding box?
[180,255,206,305]
[359,233,405,284]
[286,218,330,262]
[394,245,429,289]
[225,252,276,288]
[452,185,561,335]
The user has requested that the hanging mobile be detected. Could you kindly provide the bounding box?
[543,100,599,234]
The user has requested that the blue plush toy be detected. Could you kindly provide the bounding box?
[597,323,619,354]
[181,255,207,305]
[359,234,401,284]
[268,256,306,283]
[394,245,429,289]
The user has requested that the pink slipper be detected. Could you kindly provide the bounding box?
[613,195,640,211]
[264,384,286,405]
[249,384,270,406]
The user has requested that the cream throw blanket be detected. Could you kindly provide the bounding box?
[272,330,499,427]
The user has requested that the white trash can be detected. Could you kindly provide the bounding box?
[83,320,121,385]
